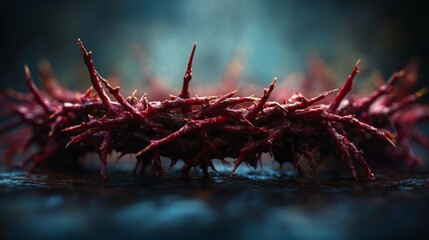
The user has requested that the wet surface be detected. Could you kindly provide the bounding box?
[1,166,429,240]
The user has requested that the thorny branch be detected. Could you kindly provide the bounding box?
[1,39,428,181]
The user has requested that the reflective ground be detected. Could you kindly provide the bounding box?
[1,166,429,240]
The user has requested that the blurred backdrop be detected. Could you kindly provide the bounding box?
[1,0,428,100]
[1,2,429,239]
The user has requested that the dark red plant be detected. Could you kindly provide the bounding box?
[1,39,428,181]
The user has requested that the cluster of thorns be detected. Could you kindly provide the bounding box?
[1,39,428,181]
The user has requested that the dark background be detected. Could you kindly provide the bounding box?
[1,0,428,98]
[1,2,429,240]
